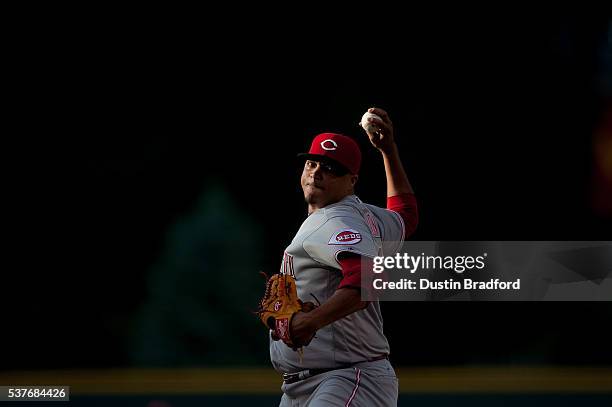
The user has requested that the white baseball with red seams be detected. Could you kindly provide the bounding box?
[360,112,382,134]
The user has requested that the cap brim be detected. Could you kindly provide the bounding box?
[297,153,350,175]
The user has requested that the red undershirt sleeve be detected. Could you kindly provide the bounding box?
[387,193,419,239]
[337,255,363,289]
[337,254,380,302]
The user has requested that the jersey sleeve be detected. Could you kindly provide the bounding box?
[364,193,418,256]
[302,216,380,269]
[365,203,405,256]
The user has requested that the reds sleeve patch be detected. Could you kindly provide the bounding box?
[328,229,362,245]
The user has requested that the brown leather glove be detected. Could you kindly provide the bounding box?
[257,273,316,350]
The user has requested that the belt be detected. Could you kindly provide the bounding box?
[282,355,388,384]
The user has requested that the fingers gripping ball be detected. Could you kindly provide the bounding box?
[257,273,316,349]
[360,111,382,134]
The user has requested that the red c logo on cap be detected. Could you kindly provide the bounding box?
[320,139,338,151]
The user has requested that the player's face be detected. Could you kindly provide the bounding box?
[301,160,357,210]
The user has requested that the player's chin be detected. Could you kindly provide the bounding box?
[303,189,323,204]
[303,192,317,204]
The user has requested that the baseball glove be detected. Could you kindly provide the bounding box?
[257,273,316,350]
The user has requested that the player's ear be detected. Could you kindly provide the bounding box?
[350,174,358,187]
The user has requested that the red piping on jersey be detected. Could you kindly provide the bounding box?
[345,367,361,406]
[387,193,418,239]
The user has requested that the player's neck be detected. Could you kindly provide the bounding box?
[307,203,321,215]
[306,192,354,215]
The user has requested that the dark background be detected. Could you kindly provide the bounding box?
[6,16,611,370]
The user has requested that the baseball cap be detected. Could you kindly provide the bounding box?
[297,133,362,175]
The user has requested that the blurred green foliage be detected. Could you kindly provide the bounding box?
[129,184,270,366]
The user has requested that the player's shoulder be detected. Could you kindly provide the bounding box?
[301,197,380,256]
[362,201,398,220]
[322,197,366,225]
[324,196,392,223]
[301,196,376,237]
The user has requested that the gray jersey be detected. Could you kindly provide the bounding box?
[270,195,405,373]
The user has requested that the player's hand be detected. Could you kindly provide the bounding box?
[299,300,317,313]
[362,107,395,154]
[289,311,317,349]
[270,302,314,342]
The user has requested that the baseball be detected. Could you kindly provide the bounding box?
[360,112,382,134]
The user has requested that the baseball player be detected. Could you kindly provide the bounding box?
[261,107,418,406]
